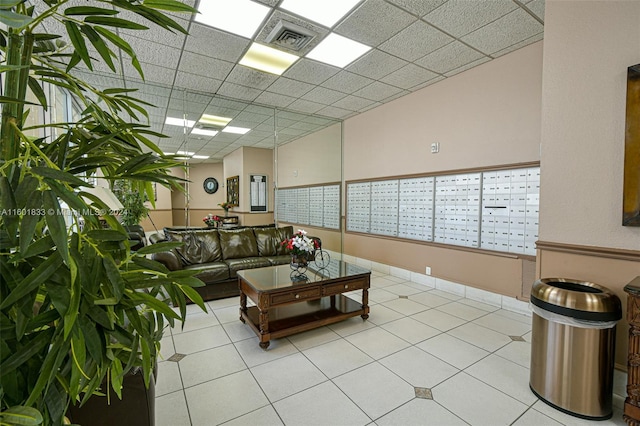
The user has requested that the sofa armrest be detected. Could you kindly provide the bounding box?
[152,251,182,271]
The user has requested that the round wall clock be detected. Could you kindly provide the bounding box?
[203,177,219,194]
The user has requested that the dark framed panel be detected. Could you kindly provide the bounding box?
[250,174,267,212]
[227,175,239,206]
[623,63,640,226]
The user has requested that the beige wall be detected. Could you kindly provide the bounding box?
[277,123,342,187]
[538,0,640,368]
[342,41,544,296]
[539,1,640,250]
[344,41,543,181]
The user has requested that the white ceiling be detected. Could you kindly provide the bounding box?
[55,0,545,162]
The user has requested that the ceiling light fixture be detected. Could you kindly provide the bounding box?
[191,128,219,137]
[176,150,195,156]
[191,155,210,159]
[222,126,251,135]
[239,42,299,75]
[198,114,232,127]
[195,0,270,39]
[165,117,196,127]
[280,0,362,28]
[306,33,370,68]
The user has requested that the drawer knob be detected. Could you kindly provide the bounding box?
[344,285,349,289]
[295,294,300,299]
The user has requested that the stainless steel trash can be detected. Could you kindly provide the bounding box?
[530,278,622,420]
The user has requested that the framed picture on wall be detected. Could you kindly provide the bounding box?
[227,175,239,206]
[623,63,640,226]
[250,174,267,212]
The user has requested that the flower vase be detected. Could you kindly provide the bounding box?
[290,253,309,268]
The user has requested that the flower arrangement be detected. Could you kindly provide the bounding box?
[218,202,232,211]
[281,229,319,256]
[203,214,221,227]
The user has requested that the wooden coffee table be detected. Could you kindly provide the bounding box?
[238,260,371,349]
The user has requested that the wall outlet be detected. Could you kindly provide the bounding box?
[430,142,439,153]
[425,266,431,275]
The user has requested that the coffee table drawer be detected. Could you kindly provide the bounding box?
[270,287,321,305]
[323,279,366,296]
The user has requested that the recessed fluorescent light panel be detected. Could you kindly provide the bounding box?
[199,114,232,127]
[306,33,370,68]
[222,126,251,135]
[191,128,219,137]
[165,117,196,127]
[195,0,270,39]
[176,150,195,156]
[191,155,210,159]
[239,42,299,75]
[280,0,362,28]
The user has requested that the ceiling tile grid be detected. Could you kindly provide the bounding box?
[59,0,545,161]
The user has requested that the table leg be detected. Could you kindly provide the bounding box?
[239,291,247,323]
[361,287,369,320]
[258,309,270,349]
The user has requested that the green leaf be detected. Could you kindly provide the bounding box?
[64,6,120,16]
[0,327,54,377]
[84,16,148,30]
[27,76,48,110]
[110,357,124,399]
[129,291,179,319]
[179,285,206,311]
[80,24,115,72]
[135,241,183,255]
[0,406,44,426]
[79,316,104,363]
[64,20,91,70]
[0,176,19,246]
[31,166,89,186]
[0,95,37,105]
[18,190,42,254]
[64,257,80,339]
[143,0,197,13]
[0,9,33,29]
[103,256,125,301]
[0,252,63,309]
[87,229,128,242]
[43,190,69,263]
[0,0,23,7]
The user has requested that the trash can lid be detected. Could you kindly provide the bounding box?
[531,278,622,322]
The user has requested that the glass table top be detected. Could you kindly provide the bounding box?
[237,259,371,292]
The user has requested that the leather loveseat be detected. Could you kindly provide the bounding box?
[150,225,296,301]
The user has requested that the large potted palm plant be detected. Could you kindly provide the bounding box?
[0,1,204,425]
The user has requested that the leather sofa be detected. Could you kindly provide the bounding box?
[150,225,296,301]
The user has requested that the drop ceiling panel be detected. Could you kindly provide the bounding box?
[126,38,182,69]
[301,87,347,105]
[265,78,315,97]
[178,51,235,79]
[423,0,518,38]
[332,95,377,112]
[380,63,439,90]
[491,32,543,58]
[174,72,223,94]
[287,99,325,114]
[184,25,250,62]
[282,59,340,84]
[524,0,545,21]
[353,81,402,101]
[316,105,355,119]
[254,91,296,108]
[321,71,374,93]
[217,82,262,102]
[386,0,447,16]
[415,41,486,74]
[461,8,543,55]
[346,49,408,80]
[379,21,453,62]
[226,65,279,90]
[335,0,416,47]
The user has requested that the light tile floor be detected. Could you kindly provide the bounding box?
[155,270,627,426]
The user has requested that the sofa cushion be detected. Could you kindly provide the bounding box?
[253,227,283,256]
[265,255,292,266]
[165,229,222,265]
[219,228,258,260]
[184,262,230,284]
[224,257,271,278]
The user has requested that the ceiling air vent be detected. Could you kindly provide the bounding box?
[265,21,317,52]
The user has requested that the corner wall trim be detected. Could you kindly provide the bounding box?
[536,240,640,262]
